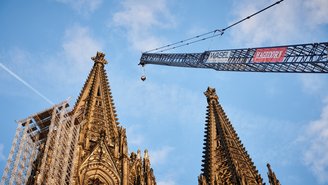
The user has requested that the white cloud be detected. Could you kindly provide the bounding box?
[302,97,328,184]
[62,25,103,71]
[0,48,52,99]
[304,0,328,26]
[230,0,328,46]
[54,0,103,15]
[126,125,145,147]
[0,48,34,75]
[227,106,299,165]
[299,74,327,94]
[149,146,174,166]
[112,0,176,51]
[0,144,5,161]
[157,179,176,185]
[113,77,204,125]
[0,25,103,102]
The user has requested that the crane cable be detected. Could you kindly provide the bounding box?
[143,0,284,53]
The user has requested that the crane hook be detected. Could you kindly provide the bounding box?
[140,65,146,81]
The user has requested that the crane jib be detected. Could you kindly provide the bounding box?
[140,42,328,73]
[206,47,288,63]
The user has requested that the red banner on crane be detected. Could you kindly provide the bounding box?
[252,47,287,62]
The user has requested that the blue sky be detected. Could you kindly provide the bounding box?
[0,0,328,184]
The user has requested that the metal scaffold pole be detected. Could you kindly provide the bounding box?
[1,101,80,185]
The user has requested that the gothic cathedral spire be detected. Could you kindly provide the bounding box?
[199,87,263,185]
[70,52,156,185]
[73,51,119,142]
[1,53,280,185]
[1,52,157,185]
[70,52,127,184]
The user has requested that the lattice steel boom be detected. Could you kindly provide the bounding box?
[139,42,328,73]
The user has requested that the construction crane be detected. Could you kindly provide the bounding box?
[139,42,328,76]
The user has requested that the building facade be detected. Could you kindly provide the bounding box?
[198,87,280,185]
[1,52,279,185]
[1,52,156,185]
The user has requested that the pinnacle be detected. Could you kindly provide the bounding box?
[91,51,108,64]
[204,87,219,101]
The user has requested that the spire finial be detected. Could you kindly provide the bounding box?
[204,87,218,101]
[137,149,141,160]
[92,51,108,64]
[267,163,281,185]
[144,149,149,159]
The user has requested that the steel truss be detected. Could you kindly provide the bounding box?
[1,101,80,185]
[140,42,328,73]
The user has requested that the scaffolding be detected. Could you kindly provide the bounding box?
[1,101,80,185]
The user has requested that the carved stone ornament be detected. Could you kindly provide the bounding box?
[204,87,219,101]
[92,52,108,64]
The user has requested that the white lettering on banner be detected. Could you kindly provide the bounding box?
[255,51,282,59]
[207,51,231,63]
[253,47,287,62]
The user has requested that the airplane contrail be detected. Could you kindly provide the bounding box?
[0,63,54,105]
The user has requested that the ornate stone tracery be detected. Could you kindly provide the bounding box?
[200,87,280,185]
[72,52,156,185]
[1,53,281,185]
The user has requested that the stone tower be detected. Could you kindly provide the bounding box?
[70,52,156,185]
[1,52,156,185]
[199,87,279,185]
[1,53,281,185]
